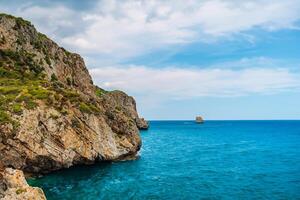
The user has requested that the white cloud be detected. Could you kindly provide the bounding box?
[2,0,300,98]
[90,65,300,99]
[60,0,300,58]
[16,5,83,41]
[2,0,300,60]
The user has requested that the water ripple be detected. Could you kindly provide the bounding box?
[29,121,300,200]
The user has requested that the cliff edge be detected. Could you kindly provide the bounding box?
[0,12,148,180]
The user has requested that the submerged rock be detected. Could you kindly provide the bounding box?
[0,12,147,177]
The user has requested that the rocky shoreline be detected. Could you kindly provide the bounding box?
[0,166,46,200]
[0,13,148,199]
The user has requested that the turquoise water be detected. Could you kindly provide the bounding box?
[29,121,300,199]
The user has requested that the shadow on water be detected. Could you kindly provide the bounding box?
[31,161,112,181]
[27,161,128,199]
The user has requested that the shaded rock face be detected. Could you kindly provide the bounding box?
[0,13,148,175]
[102,90,149,130]
[136,118,149,130]
[0,167,46,200]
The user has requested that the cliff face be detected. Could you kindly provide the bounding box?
[0,13,148,176]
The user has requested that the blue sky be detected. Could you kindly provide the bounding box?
[1,0,300,120]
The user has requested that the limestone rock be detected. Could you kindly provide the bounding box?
[136,118,149,130]
[0,13,148,176]
[0,168,46,200]
[102,90,149,130]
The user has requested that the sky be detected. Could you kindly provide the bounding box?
[1,0,300,120]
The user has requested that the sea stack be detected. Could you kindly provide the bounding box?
[196,116,204,123]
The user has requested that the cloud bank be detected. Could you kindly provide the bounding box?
[2,0,300,119]
[61,0,300,58]
[2,0,300,60]
[90,65,300,99]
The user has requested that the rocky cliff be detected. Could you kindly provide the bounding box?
[0,13,148,198]
[0,165,46,200]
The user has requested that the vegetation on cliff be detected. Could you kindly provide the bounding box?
[0,12,148,177]
[0,48,102,129]
[0,12,150,200]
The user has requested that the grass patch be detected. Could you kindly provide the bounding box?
[95,86,107,97]
[28,87,52,100]
[0,110,11,124]
[0,68,20,78]
[79,103,92,113]
[0,46,103,129]
[79,102,100,114]
[0,86,21,95]
[11,103,22,115]
[24,100,37,110]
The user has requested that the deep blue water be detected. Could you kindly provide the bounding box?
[29,120,300,200]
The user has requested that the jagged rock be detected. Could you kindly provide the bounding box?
[136,118,149,130]
[0,167,46,200]
[102,90,149,130]
[0,12,148,179]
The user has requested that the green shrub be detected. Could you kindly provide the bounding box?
[45,56,51,66]
[60,109,68,115]
[51,81,64,92]
[0,49,44,78]
[51,73,58,82]
[79,102,100,114]
[64,49,71,57]
[25,100,37,110]
[15,16,31,28]
[62,89,80,102]
[79,102,92,113]
[29,88,51,100]
[50,113,59,119]
[11,103,22,114]
[88,103,100,113]
[0,94,18,106]
[15,188,27,195]
[16,92,32,103]
[95,87,107,97]
[0,68,20,78]
[0,86,21,95]
[0,78,20,86]
[12,120,20,130]
[0,110,11,124]
[37,33,48,40]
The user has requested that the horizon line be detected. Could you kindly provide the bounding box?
[147,119,300,121]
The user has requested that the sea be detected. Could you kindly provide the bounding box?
[28,120,300,200]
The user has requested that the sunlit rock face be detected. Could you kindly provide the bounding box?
[0,167,46,200]
[0,13,148,175]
